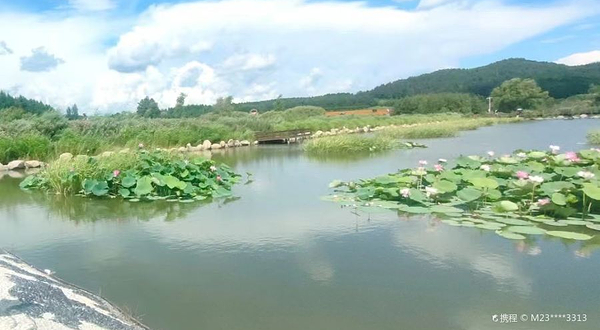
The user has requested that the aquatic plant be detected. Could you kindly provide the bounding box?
[303,135,425,155]
[326,147,600,241]
[20,150,241,202]
[379,118,521,139]
[587,130,600,145]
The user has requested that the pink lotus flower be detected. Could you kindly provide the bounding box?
[549,145,560,154]
[434,164,444,172]
[537,198,550,206]
[113,170,120,177]
[565,151,580,162]
[400,188,410,198]
[487,151,495,157]
[216,175,222,182]
[418,160,428,166]
[516,171,529,179]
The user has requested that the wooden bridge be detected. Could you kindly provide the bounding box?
[255,129,312,144]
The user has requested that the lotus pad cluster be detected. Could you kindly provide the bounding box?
[20,151,241,202]
[327,148,600,241]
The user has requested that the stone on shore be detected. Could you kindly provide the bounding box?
[59,153,73,161]
[211,143,222,149]
[7,160,25,170]
[240,140,250,146]
[202,140,212,149]
[234,140,241,147]
[24,160,43,168]
[100,151,115,158]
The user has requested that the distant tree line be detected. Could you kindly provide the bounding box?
[0,91,54,115]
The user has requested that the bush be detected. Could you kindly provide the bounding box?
[386,93,486,115]
[0,134,52,163]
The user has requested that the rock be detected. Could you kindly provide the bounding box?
[0,163,6,171]
[211,143,222,149]
[189,146,202,152]
[59,153,73,161]
[100,151,114,158]
[0,252,147,330]
[220,141,226,147]
[195,144,204,151]
[227,139,235,147]
[313,130,323,138]
[234,140,241,147]
[178,146,186,152]
[74,155,89,162]
[169,147,178,153]
[240,140,250,146]
[363,126,370,133]
[7,160,25,170]
[202,140,212,149]
[186,143,192,149]
[24,160,43,168]
[581,114,588,118]
[253,141,259,145]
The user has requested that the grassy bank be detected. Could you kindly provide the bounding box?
[303,117,520,154]
[380,117,522,139]
[1,108,514,163]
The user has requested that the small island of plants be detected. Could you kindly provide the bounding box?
[326,147,600,241]
[20,149,241,202]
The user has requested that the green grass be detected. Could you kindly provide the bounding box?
[380,117,521,139]
[0,109,518,163]
[587,130,600,145]
[304,135,399,154]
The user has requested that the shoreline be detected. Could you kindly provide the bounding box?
[0,250,149,330]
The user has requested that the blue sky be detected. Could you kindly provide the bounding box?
[1,0,599,113]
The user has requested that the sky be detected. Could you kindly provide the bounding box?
[1,0,600,114]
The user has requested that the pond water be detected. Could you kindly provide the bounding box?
[2,119,600,330]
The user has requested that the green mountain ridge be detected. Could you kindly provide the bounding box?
[237,58,600,112]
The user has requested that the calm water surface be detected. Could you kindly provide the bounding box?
[1,119,600,330]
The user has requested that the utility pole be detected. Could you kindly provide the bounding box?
[486,97,492,113]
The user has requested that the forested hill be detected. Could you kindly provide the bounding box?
[0,91,54,114]
[236,58,600,111]
[369,58,600,100]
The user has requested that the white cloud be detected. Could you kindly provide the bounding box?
[0,41,12,55]
[299,68,323,92]
[221,53,277,71]
[556,50,600,66]
[1,0,599,113]
[20,47,65,72]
